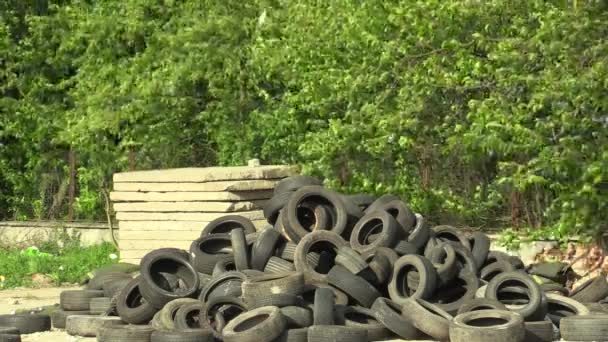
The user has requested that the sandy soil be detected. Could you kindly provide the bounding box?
[0,287,95,342]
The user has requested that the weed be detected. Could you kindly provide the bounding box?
[0,242,118,289]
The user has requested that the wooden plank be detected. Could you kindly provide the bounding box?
[118,220,269,231]
[113,180,281,192]
[119,230,201,241]
[113,200,267,213]
[116,210,265,221]
[110,190,272,202]
[113,165,297,183]
[119,239,192,250]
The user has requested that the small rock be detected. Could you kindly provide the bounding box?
[8,299,20,305]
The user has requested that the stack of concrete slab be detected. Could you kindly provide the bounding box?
[112,165,297,264]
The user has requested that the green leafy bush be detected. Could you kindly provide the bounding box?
[0,0,606,242]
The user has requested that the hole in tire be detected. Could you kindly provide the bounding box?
[466,317,509,327]
[307,241,338,275]
[396,265,420,297]
[212,222,244,234]
[345,311,376,324]
[198,238,232,255]
[296,205,317,232]
[233,313,270,332]
[358,218,384,245]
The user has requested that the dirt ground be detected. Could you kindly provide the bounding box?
[0,287,95,342]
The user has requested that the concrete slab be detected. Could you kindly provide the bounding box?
[116,210,265,221]
[113,165,298,183]
[112,200,267,213]
[118,220,268,231]
[113,179,282,192]
[110,190,273,202]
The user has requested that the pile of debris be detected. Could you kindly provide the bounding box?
[1,175,607,342]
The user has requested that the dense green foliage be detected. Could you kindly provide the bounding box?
[0,241,117,289]
[1,0,607,241]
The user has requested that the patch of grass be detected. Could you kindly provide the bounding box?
[0,242,118,289]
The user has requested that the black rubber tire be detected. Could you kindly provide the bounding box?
[151,329,214,342]
[524,320,554,342]
[283,186,348,241]
[546,292,590,327]
[265,191,294,225]
[212,256,237,276]
[251,227,282,271]
[86,271,133,290]
[560,314,608,341]
[222,306,287,342]
[50,309,90,329]
[201,215,257,237]
[97,325,154,342]
[307,325,368,342]
[456,298,508,315]
[370,199,416,235]
[247,294,299,309]
[157,298,200,330]
[313,287,335,325]
[449,309,525,342]
[429,270,479,315]
[0,315,51,334]
[174,302,205,330]
[540,282,569,296]
[274,328,308,342]
[276,242,298,261]
[60,290,104,311]
[200,296,247,339]
[65,315,123,337]
[402,298,453,341]
[242,272,305,299]
[230,228,249,271]
[199,271,247,303]
[371,297,419,339]
[480,260,515,282]
[0,328,19,335]
[388,254,438,303]
[570,275,608,303]
[139,251,200,309]
[508,256,525,270]
[102,277,132,298]
[0,334,21,342]
[428,243,459,285]
[274,176,323,195]
[361,247,399,269]
[350,210,399,254]
[393,240,419,255]
[346,194,377,211]
[280,306,312,328]
[408,213,431,248]
[451,243,479,275]
[485,271,543,321]
[469,231,490,270]
[362,253,392,286]
[336,305,392,341]
[264,256,295,273]
[327,265,381,308]
[89,297,112,315]
[484,250,511,267]
[432,225,472,250]
[294,230,348,284]
[116,276,158,325]
[335,247,367,274]
[190,234,233,274]
[301,284,349,306]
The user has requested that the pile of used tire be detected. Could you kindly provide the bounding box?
[2,175,608,342]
